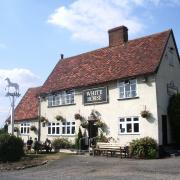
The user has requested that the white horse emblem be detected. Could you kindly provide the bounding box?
[5,78,19,93]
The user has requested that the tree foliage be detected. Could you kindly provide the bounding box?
[0,124,8,135]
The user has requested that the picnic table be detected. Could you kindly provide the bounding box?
[92,142,129,158]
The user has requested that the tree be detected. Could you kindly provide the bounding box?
[75,127,83,149]
[168,93,180,146]
[0,124,8,135]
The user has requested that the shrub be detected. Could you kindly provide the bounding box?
[129,137,157,159]
[52,138,73,150]
[96,132,109,143]
[0,134,24,162]
[75,127,83,149]
[75,128,87,150]
[168,93,180,146]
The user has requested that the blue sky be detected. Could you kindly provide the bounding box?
[0,0,180,127]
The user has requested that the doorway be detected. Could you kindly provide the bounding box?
[162,115,168,145]
[88,121,98,139]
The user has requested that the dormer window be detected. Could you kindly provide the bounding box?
[48,90,75,107]
[118,79,137,99]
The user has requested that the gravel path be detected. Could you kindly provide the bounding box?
[1,155,180,180]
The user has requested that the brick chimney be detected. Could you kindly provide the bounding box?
[108,26,128,47]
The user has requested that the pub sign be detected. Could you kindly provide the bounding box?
[83,87,108,105]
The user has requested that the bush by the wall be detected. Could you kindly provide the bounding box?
[0,134,24,162]
[52,138,73,150]
[129,137,158,159]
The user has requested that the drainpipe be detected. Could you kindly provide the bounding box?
[38,96,41,142]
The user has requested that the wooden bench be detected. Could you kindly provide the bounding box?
[93,142,129,158]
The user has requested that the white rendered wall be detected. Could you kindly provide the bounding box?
[40,75,159,146]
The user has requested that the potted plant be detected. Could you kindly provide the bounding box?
[140,110,151,119]
[14,127,19,132]
[74,113,83,121]
[40,116,48,123]
[95,120,105,128]
[81,121,89,129]
[55,115,65,122]
[30,125,37,132]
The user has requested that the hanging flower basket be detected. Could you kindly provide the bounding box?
[14,127,19,132]
[74,113,83,121]
[55,115,65,122]
[40,116,48,123]
[81,121,89,129]
[95,120,105,128]
[90,111,98,120]
[140,110,151,119]
[30,125,37,132]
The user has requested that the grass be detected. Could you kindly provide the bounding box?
[25,151,71,161]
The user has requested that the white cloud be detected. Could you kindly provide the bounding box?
[47,0,180,44]
[47,0,144,44]
[0,68,40,127]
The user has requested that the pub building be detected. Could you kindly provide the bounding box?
[9,25,180,147]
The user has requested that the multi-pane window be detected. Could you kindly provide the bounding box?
[118,79,137,99]
[119,117,139,134]
[20,123,30,134]
[48,121,75,135]
[48,90,75,107]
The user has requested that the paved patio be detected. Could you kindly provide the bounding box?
[1,155,180,180]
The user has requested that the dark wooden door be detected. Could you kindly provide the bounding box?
[88,121,98,138]
[162,115,168,145]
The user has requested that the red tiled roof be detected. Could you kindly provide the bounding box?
[14,87,41,121]
[40,29,171,94]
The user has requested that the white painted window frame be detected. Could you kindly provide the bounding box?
[117,79,138,99]
[48,90,75,107]
[20,123,30,135]
[48,121,75,136]
[118,116,140,135]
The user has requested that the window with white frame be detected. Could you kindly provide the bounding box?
[118,79,137,99]
[48,121,75,135]
[20,123,30,134]
[119,117,139,134]
[48,90,75,107]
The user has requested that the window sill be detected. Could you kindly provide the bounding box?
[20,134,30,136]
[48,103,76,108]
[117,96,139,101]
[118,133,140,135]
[47,134,76,137]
